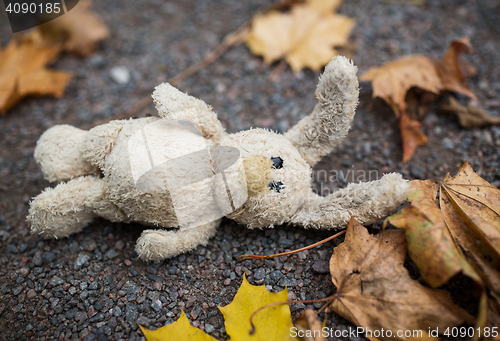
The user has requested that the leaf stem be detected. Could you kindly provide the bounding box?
[237,230,346,262]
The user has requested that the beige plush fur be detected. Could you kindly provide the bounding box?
[28,56,410,261]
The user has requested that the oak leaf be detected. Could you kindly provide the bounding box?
[219,275,296,341]
[139,310,216,341]
[440,96,500,128]
[328,218,473,341]
[37,0,109,57]
[388,161,500,331]
[0,36,72,114]
[246,0,355,72]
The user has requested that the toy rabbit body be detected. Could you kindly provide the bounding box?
[28,57,409,261]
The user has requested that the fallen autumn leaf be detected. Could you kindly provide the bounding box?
[246,0,355,72]
[329,218,473,341]
[37,0,110,57]
[440,96,500,128]
[359,54,443,117]
[437,37,477,101]
[360,37,478,162]
[0,35,72,114]
[219,275,296,341]
[388,161,500,332]
[139,310,217,341]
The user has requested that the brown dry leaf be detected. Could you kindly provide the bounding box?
[37,0,109,57]
[246,0,355,72]
[399,111,429,163]
[440,96,500,128]
[387,179,480,288]
[388,161,500,332]
[294,309,326,341]
[360,38,478,162]
[437,37,477,101]
[329,218,473,341]
[405,88,439,121]
[359,55,442,117]
[0,36,72,114]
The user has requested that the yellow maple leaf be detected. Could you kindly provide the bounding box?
[139,310,216,341]
[219,275,296,341]
[0,35,72,114]
[246,0,355,72]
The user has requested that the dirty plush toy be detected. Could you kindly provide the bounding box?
[28,56,409,261]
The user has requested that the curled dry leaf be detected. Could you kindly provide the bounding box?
[388,161,500,331]
[219,275,296,341]
[0,35,72,114]
[359,55,443,117]
[360,37,477,162]
[329,218,473,341]
[294,309,326,341]
[246,0,355,72]
[440,96,500,128]
[37,0,109,57]
[437,37,477,101]
[359,55,438,162]
[139,310,216,341]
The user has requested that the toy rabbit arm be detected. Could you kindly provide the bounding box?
[152,83,225,142]
[289,173,409,229]
[284,56,359,166]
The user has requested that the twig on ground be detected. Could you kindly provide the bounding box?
[87,22,250,129]
[237,229,346,262]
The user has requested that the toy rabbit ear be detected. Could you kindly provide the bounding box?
[284,56,359,167]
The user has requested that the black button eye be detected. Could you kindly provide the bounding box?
[271,157,283,169]
[268,181,284,193]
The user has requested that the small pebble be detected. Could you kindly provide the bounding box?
[312,260,330,274]
[74,253,90,270]
[110,66,131,84]
[105,249,118,259]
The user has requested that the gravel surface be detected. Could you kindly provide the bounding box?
[1,0,500,340]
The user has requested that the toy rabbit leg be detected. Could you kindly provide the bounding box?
[28,176,127,238]
[135,219,220,262]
